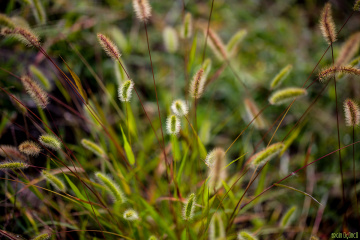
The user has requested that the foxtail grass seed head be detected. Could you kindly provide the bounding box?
[209,213,225,240]
[318,66,360,81]
[118,80,135,102]
[81,139,106,157]
[183,193,196,221]
[270,65,293,90]
[148,236,158,240]
[0,145,27,161]
[344,99,360,127]
[18,140,41,157]
[21,75,49,108]
[1,26,40,47]
[319,3,337,44]
[190,68,205,99]
[166,115,180,136]
[206,148,227,189]
[205,148,224,168]
[123,209,139,221]
[250,142,284,168]
[280,206,296,227]
[335,32,360,66]
[244,98,267,130]
[237,231,257,240]
[39,134,62,151]
[97,33,121,60]
[132,0,152,22]
[206,28,228,60]
[226,29,247,56]
[171,99,188,117]
[0,14,16,28]
[42,170,66,192]
[32,233,51,240]
[0,161,29,170]
[163,26,178,53]
[354,0,360,11]
[269,87,307,105]
[95,172,125,203]
[181,12,192,39]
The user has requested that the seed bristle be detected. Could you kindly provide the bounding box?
[319,3,337,45]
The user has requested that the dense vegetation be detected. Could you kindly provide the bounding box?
[0,0,360,239]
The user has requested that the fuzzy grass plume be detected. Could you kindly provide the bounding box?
[171,99,188,117]
[38,134,62,151]
[0,161,29,170]
[1,26,40,47]
[270,64,293,90]
[0,145,27,161]
[189,68,205,99]
[269,87,307,105]
[226,29,247,57]
[206,148,227,189]
[319,3,337,44]
[42,170,66,192]
[118,80,135,102]
[180,12,192,39]
[132,0,152,22]
[183,193,196,221]
[18,140,41,157]
[32,233,51,240]
[344,99,360,127]
[95,172,125,203]
[166,114,180,136]
[318,66,360,81]
[21,75,49,108]
[250,142,284,168]
[97,33,121,60]
[81,139,106,157]
[237,231,257,240]
[163,26,178,53]
[123,209,139,221]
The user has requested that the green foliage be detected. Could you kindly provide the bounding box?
[0,1,359,239]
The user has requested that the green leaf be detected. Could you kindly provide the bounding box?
[63,174,100,214]
[176,146,189,183]
[140,199,176,239]
[61,57,88,103]
[120,126,135,165]
[188,33,197,72]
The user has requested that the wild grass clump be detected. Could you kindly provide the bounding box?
[1,1,360,239]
